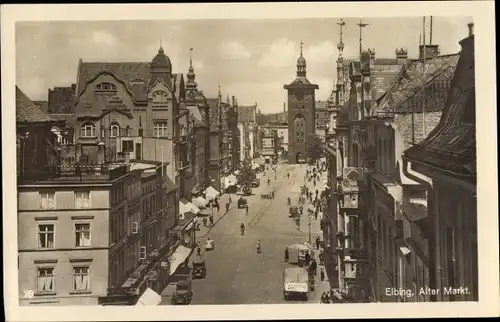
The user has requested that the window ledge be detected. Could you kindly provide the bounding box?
[74,246,92,249]
[37,247,56,250]
[69,291,92,295]
[35,292,57,297]
[80,136,98,139]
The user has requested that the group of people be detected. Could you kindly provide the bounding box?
[320,290,343,303]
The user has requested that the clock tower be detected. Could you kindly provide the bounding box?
[284,41,319,164]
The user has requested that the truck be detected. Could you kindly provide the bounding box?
[283,267,309,301]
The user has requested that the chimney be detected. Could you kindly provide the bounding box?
[395,48,408,64]
[468,22,474,37]
[419,44,440,59]
[71,83,76,93]
[283,102,286,113]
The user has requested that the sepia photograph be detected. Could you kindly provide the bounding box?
[2,2,498,320]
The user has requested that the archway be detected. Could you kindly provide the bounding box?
[296,152,305,164]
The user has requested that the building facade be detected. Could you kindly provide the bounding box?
[403,25,477,302]
[284,44,319,164]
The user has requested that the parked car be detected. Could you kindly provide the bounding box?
[171,279,193,305]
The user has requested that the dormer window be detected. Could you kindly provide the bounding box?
[110,124,120,138]
[96,82,116,92]
[153,91,169,105]
[80,123,96,138]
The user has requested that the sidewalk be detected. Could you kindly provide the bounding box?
[302,164,339,300]
[195,192,239,239]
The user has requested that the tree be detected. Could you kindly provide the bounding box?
[308,135,325,163]
[237,158,256,187]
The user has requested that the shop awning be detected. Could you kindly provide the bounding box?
[135,287,161,306]
[399,246,411,256]
[191,196,208,208]
[179,200,200,215]
[204,186,220,201]
[168,245,192,275]
[224,174,238,187]
[254,158,264,166]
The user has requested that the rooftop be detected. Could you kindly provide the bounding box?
[75,61,184,104]
[16,86,57,124]
[404,36,476,181]
[377,53,460,113]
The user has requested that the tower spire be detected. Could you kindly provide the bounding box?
[189,47,193,68]
[337,18,346,58]
[300,40,304,56]
[357,19,369,55]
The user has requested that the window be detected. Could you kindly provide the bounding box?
[139,246,147,260]
[38,224,55,249]
[37,267,55,294]
[75,223,91,247]
[40,191,55,209]
[122,140,134,153]
[152,91,169,104]
[80,123,96,137]
[110,125,120,138]
[153,122,168,137]
[96,82,116,91]
[72,266,90,292]
[75,191,91,209]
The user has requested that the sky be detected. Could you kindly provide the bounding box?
[16,17,472,114]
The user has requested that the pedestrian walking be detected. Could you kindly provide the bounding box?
[226,202,230,213]
[216,202,220,212]
[203,217,208,227]
[284,247,289,262]
[196,243,201,256]
[320,265,325,281]
[314,209,318,220]
[310,258,317,276]
[209,216,214,226]
[315,236,320,250]
[246,205,249,215]
[305,251,311,266]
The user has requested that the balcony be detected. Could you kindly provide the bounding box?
[19,164,130,184]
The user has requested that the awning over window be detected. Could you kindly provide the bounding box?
[135,287,161,306]
[168,245,192,276]
[191,196,208,208]
[204,186,220,201]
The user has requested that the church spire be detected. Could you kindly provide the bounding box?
[296,40,307,77]
[186,47,197,90]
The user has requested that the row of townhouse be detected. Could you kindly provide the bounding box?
[323,22,477,303]
[16,45,242,305]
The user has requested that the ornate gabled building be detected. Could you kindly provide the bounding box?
[284,42,319,164]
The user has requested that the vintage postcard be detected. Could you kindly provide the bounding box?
[2,2,498,321]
